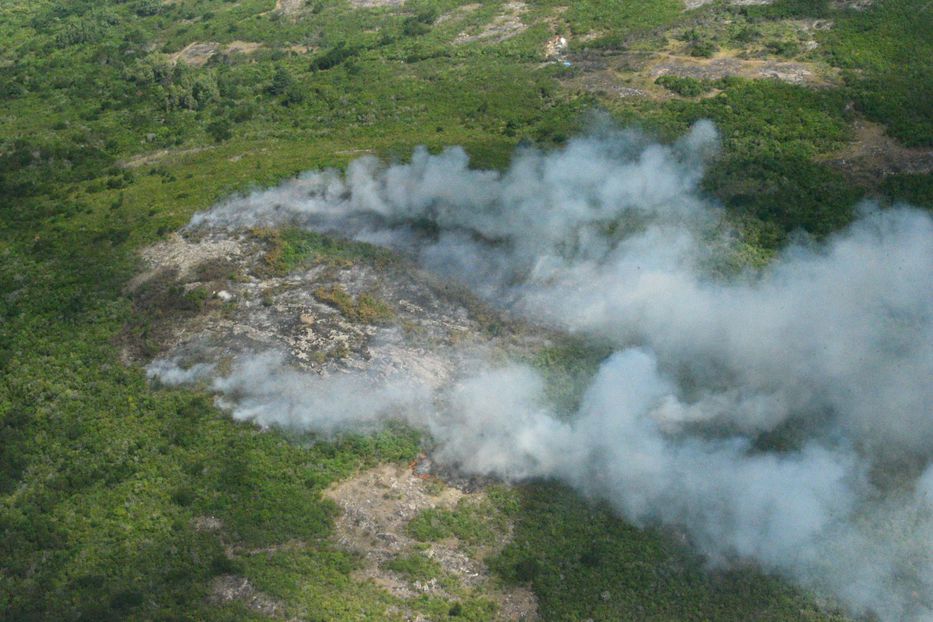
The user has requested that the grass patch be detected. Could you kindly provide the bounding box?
[313,285,395,325]
[385,553,446,583]
[257,226,398,274]
[407,487,517,548]
[531,338,613,417]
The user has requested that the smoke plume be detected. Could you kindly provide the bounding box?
[155,121,932,620]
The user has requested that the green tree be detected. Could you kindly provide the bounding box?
[268,65,295,96]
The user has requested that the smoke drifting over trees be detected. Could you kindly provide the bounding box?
[157,122,933,621]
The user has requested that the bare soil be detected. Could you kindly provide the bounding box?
[649,53,832,86]
[833,0,874,9]
[225,40,264,55]
[209,575,291,619]
[169,41,221,66]
[455,2,528,45]
[325,463,538,620]
[822,119,933,182]
[561,46,837,101]
[274,0,304,17]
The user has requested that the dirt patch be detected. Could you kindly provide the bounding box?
[455,2,527,45]
[544,34,568,60]
[561,44,837,100]
[274,0,304,17]
[134,233,243,286]
[822,119,933,182]
[209,575,288,618]
[325,463,537,620]
[226,40,264,55]
[169,40,265,65]
[558,50,660,100]
[564,70,649,99]
[648,52,835,86]
[192,515,224,532]
[169,41,221,67]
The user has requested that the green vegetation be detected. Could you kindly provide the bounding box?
[0,0,928,619]
[407,487,517,548]
[821,0,933,147]
[626,78,862,240]
[655,75,715,97]
[490,483,851,621]
[313,285,395,325]
[385,552,447,583]
[256,227,397,274]
[532,338,613,417]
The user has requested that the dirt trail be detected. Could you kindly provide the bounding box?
[118,146,213,169]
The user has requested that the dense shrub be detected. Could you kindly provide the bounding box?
[656,75,713,97]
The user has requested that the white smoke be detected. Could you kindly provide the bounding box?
[146,358,214,386]
[209,351,432,436]
[156,121,932,620]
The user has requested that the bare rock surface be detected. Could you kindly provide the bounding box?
[169,41,221,66]
[127,227,546,380]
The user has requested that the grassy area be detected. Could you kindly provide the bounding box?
[0,0,928,619]
[490,483,851,622]
[313,285,395,325]
[407,487,517,549]
[257,227,398,274]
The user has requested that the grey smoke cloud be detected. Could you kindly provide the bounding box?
[157,121,932,620]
